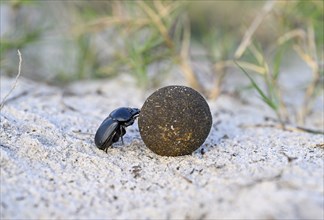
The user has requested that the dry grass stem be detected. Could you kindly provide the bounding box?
[0,50,22,110]
[112,1,123,18]
[209,70,226,100]
[277,91,289,123]
[249,44,265,65]
[209,61,232,99]
[180,15,190,59]
[238,61,266,75]
[277,29,306,45]
[234,0,276,59]
[138,1,173,48]
[214,60,266,75]
[179,14,202,92]
[293,25,320,125]
[154,1,180,18]
[74,17,149,35]
[307,24,317,63]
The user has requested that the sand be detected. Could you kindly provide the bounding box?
[1,75,323,219]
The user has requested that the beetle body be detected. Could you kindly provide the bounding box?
[95,107,140,152]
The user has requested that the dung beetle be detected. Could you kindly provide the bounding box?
[94,107,140,152]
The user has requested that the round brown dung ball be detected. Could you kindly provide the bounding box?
[138,85,212,156]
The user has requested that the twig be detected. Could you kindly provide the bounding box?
[179,174,193,184]
[72,130,93,136]
[1,91,28,106]
[294,126,324,135]
[240,123,324,135]
[0,50,22,111]
[314,143,324,148]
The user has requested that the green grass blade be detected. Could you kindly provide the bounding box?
[234,60,278,110]
[273,43,288,80]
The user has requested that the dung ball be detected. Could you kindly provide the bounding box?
[138,85,212,156]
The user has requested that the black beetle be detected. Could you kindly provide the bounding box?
[94,107,140,152]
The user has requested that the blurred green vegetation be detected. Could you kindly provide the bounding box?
[0,0,323,127]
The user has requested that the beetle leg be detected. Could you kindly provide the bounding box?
[120,126,125,145]
[115,125,126,145]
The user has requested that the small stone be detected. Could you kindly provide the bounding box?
[138,85,212,156]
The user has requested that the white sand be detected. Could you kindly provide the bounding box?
[1,75,323,219]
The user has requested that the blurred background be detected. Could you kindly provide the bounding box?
[0,0,323,126]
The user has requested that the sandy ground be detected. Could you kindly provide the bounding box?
[1,74,323,219]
